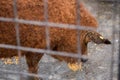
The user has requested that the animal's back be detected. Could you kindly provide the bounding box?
[0,0,98,58]
[0,0,98,25]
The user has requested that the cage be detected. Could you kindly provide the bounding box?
[0,0,119,80]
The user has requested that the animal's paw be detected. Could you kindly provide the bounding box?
[14,56,19,64]
[1,56,19,65]
[1,58,13,65]
[67,62,82,71]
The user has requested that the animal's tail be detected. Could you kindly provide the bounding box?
[87,31,111,44]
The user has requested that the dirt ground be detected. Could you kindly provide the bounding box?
[0,0,119,80]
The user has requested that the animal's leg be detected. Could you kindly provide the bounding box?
[25,53,43,80]
[81,55,88,63]
[81,42,89,63]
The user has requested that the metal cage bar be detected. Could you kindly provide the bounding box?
[0,0,118,80]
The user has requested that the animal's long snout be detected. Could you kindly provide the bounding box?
[95,36,111,44]
[103,39,111,44]
[87,31,112,45]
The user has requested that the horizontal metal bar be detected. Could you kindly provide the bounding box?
[0,44,81,58]
[0,17,96,31]
[0,69,46,78]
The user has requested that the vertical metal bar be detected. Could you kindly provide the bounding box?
[43,0,50,50]
[118,0,120,79]
[109,1,117,80]
[75,1,83,79]
[13,0,22,79]
[76,0,82,60]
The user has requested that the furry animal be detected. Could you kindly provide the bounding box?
[0,0,111,80]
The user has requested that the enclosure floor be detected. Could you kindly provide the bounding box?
[0,0,119,80]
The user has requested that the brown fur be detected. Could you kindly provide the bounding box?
[0,0,111,79]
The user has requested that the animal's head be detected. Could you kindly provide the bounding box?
[79,3,111,63]
[80,30,111,63]
[79,3,111,45]
[86,31,111,44]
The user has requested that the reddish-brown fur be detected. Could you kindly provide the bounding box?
[0,0,111,80]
